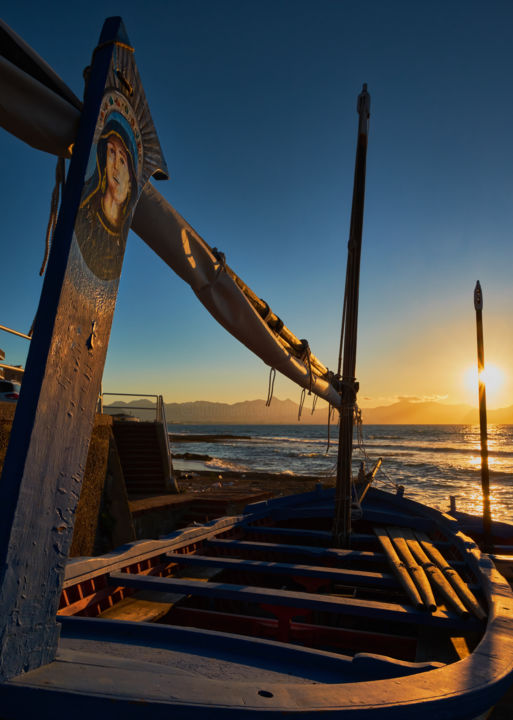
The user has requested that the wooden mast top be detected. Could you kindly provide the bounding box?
[333,83,370,547]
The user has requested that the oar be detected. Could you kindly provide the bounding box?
[386,527,436,612]
[415,531,486,620]
[401,529,469,616]
[374,528,423,609]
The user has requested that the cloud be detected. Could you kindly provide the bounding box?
[397,394,449,404]
[360,394,449,407]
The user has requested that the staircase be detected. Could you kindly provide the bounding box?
[112,420,173,497]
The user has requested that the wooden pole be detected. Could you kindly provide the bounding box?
[0,18,167,680]
[474,280,493,550]
[332,84,370,547]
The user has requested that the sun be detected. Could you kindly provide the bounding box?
[464,363,506,405]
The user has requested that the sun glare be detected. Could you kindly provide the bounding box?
[464,363,506,405]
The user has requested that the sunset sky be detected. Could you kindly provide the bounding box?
[1,0,513,411]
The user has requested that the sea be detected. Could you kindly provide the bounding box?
[169,424,513,524]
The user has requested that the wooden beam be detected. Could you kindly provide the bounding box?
[0,18,166,680]
[166,553,396,589]
[108,572,480,631]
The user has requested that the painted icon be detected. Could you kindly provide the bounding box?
[75,92,142,281]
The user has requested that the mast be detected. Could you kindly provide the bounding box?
[332,83,370,547]
[474,281,493,550]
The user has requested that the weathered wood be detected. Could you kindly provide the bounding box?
[415,531,486,620]
[374,528,423,609]
[243,524,375,545]
[333,84,370,548]
[166,553,396,589]
[386,527,436,611]
[401,529,469,616]
[206,538,386,563]
[0,17,166,680]
[356,458,382,502]
[107,571,478,631]
[474,280,493,549]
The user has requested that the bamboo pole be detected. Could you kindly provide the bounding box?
[415,531,486,620]
[374,528,424,609]
[474,281,493,551]
[332,84,370,547]
[401,529,469,616]
[386,527,436,611]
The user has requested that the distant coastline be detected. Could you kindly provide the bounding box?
[106,396,513,425]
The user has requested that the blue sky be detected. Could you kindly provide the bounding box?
[1,0,513,409]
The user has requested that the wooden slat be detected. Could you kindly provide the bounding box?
[107,571,478,631]
[166,553,396,589]
[374,528,424,609]
[401,529,469,616]
[386,527,436,611]
[243,525,375,546]
[206,538,385,563]
[168,606,418,660]
[415,531,487,620]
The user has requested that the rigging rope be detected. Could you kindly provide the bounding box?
[40,156,65,277]
[298,388,306,421]
[265,367,276,407]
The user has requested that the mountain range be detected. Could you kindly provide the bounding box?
[107,397,513,425]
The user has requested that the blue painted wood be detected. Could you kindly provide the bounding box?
[108,572,479,631]
[0,17,166,681]
[243,525,376,546]
[206,538,386,563]
[165,553,397,588]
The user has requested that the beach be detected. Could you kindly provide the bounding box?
[169,423,513,522]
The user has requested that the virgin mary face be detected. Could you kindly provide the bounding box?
[105,135,131,206]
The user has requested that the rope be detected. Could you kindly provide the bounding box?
[353,404,398,491]
[326,404,333,454]
[311,394,318,415]
[266,367,276,406]
[40,157,65,277]
[299,339,313,394]
[298,388,306,421]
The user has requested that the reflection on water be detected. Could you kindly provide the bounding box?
[169,423,513,524]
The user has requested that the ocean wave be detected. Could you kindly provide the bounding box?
[205,457,249,472]
[361,441,513,458]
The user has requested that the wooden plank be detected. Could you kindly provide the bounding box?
[206,538,385,563]
[0,18,167,681]
[166,553,397,589]
[386,527,436,611]
[243,525,375,546]
[98,590,180,622]
[415,531,487,620]
[99,567,221,622]
[374,528,424,609]
[169,606,418,660]
[401,528,470,616]
[108,571,479,631]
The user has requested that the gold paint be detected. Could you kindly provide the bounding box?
[181,229,197,269]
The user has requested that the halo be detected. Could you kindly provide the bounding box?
[95,90,143,173]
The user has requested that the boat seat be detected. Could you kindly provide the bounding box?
[166,552,396,589]
[108,572,481,632]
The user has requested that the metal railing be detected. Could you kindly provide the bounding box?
[0,324,30,379]
[0,324,31,341]
[101,392,160,420]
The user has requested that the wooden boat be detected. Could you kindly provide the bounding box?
[1,16,513,720]
[0,485,496,718]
